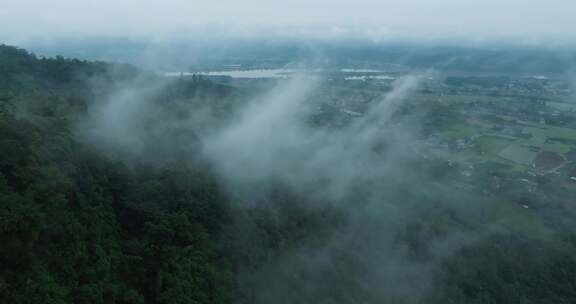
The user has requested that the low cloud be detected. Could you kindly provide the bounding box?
[204,75,422,201]
[76,70,509,303]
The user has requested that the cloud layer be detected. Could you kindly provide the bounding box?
[2,0,576,44]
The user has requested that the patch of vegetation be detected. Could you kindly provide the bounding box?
[474,135,514,155]
[498,144,539,165]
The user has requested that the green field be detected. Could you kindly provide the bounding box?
[546,126,576,140]
[425,93,522,105]
[429,97,576,172]
[542,142,572,154]
[475,135,514,154]
[440,121,481,139]
[548,101,576,112]
[519,122,576,140]
[498,144,538,165]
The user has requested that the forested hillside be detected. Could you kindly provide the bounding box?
[3,44,576,304]
[0,45,347,304]
[0,44,233,303]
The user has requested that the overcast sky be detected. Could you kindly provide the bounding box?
[2,0,576,44]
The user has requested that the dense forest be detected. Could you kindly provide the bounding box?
[2,44,576,304]
[0,44,345,304]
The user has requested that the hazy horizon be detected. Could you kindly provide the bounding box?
[2,0,576,47]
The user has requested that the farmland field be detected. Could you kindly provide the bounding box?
[474,135,514,154]
[498,144,539,165]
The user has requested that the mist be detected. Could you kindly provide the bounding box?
[3,0,576,302]
[3,0,576,49]
[203,75,419,198]
[73,66,532,303]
